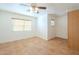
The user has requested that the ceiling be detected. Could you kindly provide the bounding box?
[0,3,79,17]
[35,3,79,15]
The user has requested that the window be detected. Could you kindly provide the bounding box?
[12,19,32,31]
[51,20,55,26]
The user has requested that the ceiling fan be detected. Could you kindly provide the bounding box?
[20,3,47,13]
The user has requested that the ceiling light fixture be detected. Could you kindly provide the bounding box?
[30,6,39,13]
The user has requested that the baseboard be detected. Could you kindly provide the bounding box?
[0,36,37,44]
[48,37,67,40]
[55,37,67,40]
[0,36,67,44]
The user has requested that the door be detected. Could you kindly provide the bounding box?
[68,10,79,50]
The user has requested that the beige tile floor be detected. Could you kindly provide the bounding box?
[0,37,79,55]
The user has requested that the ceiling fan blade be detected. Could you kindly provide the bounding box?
[38,7,46,9]
[20,3,46,9]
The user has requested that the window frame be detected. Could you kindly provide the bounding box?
[12,18,32,31]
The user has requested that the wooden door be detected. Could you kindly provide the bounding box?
[68,10,79,50]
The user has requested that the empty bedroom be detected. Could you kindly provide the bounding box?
[0,3,79,55]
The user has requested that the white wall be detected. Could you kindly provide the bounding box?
[37,13,48,40]
[37,13,68,40]
[48,14,56,40]
[0,10,37,43]
[55,14,68,39]
[0,10,68,43]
